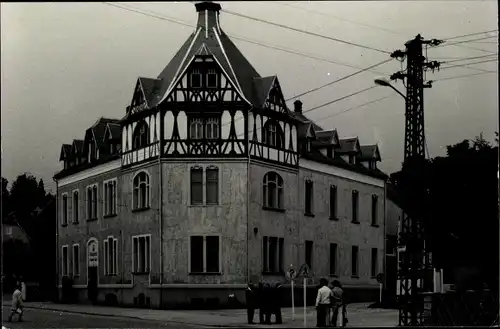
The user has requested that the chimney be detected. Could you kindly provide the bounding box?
[195,1,222,38]
[294,100,303,113]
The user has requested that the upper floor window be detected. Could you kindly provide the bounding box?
[62,193,68,226]
[352,245,359,277]
[262,121,284,148]
[190,69,202,88]
[352,190,359,223]
[104,179,117,217]
[133,121,150,149]
[72,190,79,224]
[329,185,337,220]
[263,172,283,210]
[206,69,217,88]
[304,180,314,215]
[206,166,219,205]
[133,172,150,210]
[86,185,98,220]
[206,117,219,140]
[190,166,219,205]
[62,245,69,277]
[371,194,378,226]
[190,118,203,140]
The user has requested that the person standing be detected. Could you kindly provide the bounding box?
[272,282,283,324]
[246,282,257,324]
[316,278,332,327]
[19,276,26,301]
[331,280,345,327]
[8,283,24,322]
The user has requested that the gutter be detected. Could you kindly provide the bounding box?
[383,179,388,292]
[246,110,251,284]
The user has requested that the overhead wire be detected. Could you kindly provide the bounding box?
[433,71,497,82]
[220,9,392,55]
[440,54,497,64]
[439,58,498,71]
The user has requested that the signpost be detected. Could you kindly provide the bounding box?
[298,263,311,328]
[286,265,297,320]
[376,273,385,304]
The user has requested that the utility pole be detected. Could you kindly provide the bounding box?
[390,34,442,326]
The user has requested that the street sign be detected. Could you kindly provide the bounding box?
[376,273,385,284]
[286,266,297,280]
[298,263,311,278]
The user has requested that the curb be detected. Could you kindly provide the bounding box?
[2,303,233,327]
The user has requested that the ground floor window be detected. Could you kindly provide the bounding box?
[72,244,80,277]
[104,237,118,276]
[132,235,150,274]
[189,235,220,274]
[62,245,69,276]
[262,236,284,273]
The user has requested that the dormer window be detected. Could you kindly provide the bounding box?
[349,155,355,165]
[207,69,217,88]
[327,147,333,158]
[190,118,203,140]
[306,139,311,153]
[191,69,202,88]
[369,161,376,170]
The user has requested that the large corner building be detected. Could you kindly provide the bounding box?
[54,2,388,308]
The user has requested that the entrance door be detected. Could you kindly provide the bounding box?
[87,239,99,303]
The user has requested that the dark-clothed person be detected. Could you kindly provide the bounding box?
[271,282,283,324]
[257,282,266,324]
[331,280,345,327]
[316,278,332,327]
[246,282,257,324]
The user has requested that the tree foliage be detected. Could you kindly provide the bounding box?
[390,133,499,288]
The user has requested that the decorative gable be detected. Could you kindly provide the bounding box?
[262,76,289,114]
[128,79,148,115]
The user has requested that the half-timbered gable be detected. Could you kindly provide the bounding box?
[357,144,382,170]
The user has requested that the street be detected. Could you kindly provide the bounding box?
[1,308,192,329]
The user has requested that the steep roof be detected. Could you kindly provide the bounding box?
[338,137,360,154]
[89,117,120,149]
[148,2,262,108]
[313,129,340,148]
[357,144,381,162]
[106,123,122,140]
[59,144,72,161]
[72,140,84,153]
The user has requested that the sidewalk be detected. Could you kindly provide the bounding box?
[2,299,397,327]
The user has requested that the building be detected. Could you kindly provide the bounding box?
[54,1,389,309]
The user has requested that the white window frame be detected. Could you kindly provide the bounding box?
[189,118,203,140]
[206,117,219,140]
[189,165,221,206]
[188,234,222,274]
[62,245,69,277]
[72,189,79,224]
[263,172,284,209]
[103,178,118,217]
[206,68,217,88]
[262,236,284,273]
[72,244,80,277]
[103,236,118,276]
[132,234,151,274]
[86,183,98,220]
[61,193,68,226]
[132,171,150,210]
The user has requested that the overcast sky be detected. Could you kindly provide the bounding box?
[1,1,498,192]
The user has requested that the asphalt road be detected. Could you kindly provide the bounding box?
[2,308,195,329]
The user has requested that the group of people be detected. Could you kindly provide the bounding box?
[244,279,346,327]
[8,276,26,322]
[316,278,346,327]
[245,282,284,325]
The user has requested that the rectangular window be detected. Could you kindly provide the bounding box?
[190,167,203,205]
[371,248,378,277]
[104,180,117,216]
[104,237,118,276]
[190,235,221,273]
[305,240,313,270]
[206,69,217,88]
[262,236,284,273]
[329,185,337,219]
[72,244,80,277]
[371,195,378,225]
[329,243,337,275]
[305,180,314,214]
[206,167,219,205]
[62,194,68,225]
[62,245,69,276]
[191,69,202,88]
[132,235,150,273]
[72,191,79,224]
[92,185,98,219]
[87,185,98,220]
[87,187,92,219]
[352,245,359,276]
[352,190,359,223]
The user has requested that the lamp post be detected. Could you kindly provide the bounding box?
[374,78,407,100]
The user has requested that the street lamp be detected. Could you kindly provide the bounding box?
[374,78,407,100]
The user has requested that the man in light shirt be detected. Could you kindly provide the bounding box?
[8,283,24,322]
[315,278,332,327]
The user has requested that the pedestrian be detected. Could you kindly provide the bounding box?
[272,282,283,324]
[8,283,24,322]
[263,283,272,324]
[257,282,265,324]
[18,275,26,301]
[330,280,345,327]
[246,282,257,324]
[316,278,332,327]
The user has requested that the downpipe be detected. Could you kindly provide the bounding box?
[53,178,59,301]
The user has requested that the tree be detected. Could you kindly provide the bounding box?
[391,134,499,290]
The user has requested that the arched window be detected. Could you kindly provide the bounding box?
[133,121,150,149]
[206,118,219,139]
[190,118,203,140]
[262,121,284,148]
[133,172,150,210]
[263,172,284,209]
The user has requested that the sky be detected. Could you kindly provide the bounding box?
[1,1,498,193]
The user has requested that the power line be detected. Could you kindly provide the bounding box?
[103,3,391,76]
[441,54,497,64]
[440,58,498,71]
[442,29,498,41]
[438,35,498,48]
[302,85,377,115]
[220,9,392,55]
[453,44,498,54]
[285,58,393,101]
[433,71,497,82]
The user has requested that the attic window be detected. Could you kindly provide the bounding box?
[207,69,217,88]
[191,69,202,88]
